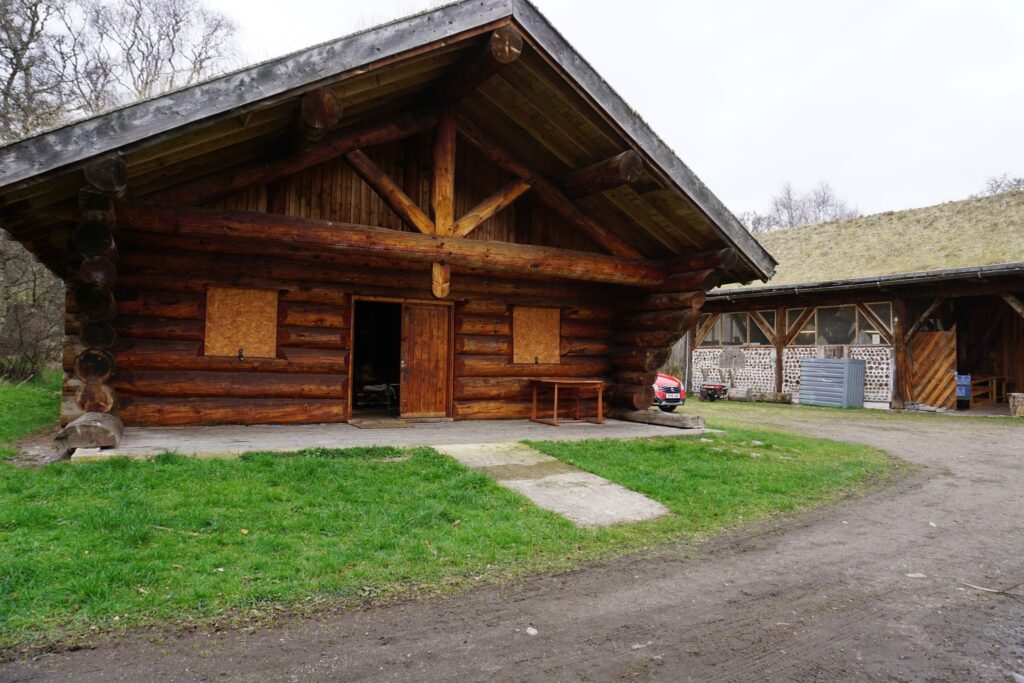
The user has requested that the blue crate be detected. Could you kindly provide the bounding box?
[955,374,971,399]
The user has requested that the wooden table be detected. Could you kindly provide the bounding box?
[970,375,1007,409]
[529,378,604,426]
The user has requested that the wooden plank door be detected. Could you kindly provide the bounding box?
[400,304,451,418]
[910,329,957,409]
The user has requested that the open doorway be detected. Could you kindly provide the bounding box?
[351,300,402,418]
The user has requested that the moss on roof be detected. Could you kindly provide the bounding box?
[738,190,1024,288]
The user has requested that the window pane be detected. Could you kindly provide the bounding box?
[760,310,776,330]
[794,331,816,345]
[787,308,805,329]
[867,302,892,330]
[749,317,770,345]
[856,311,884,344]
[702,317,721,346]
[723,313,746,345]
[817,305,856,345]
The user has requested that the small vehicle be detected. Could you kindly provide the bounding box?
[652,372,685,412]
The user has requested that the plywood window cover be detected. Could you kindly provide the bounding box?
[513,306,560,365]
[204,286,279,358]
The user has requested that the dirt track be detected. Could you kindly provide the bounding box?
[3,411,1023,682]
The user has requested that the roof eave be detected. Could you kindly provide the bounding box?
[0,0,775,280]
[707,262,1024,301]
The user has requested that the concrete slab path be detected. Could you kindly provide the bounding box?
[74,418,705,460]
[434,442,669,527]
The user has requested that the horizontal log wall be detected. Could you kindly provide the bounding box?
[100,231,625,425]
[451,299,613,420]
[100,130,700,426]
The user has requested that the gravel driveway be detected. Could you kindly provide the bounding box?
[3,410,1022,682]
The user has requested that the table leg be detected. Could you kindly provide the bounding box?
[596,385,604,424]
[552,383,559,426]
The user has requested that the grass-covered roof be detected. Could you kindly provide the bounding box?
[733,190,1024,289]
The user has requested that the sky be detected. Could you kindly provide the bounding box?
[204,0,1024,218]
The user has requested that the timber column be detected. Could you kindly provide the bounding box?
[56,155,127,450]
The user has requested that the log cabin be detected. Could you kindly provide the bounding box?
[690,191,1024,411]
[0,0,776,445]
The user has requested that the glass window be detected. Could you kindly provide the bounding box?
[817,305,857,345]
[759,310,776,331]
[722,313,746,346]
[856,310,884,344]
[749,320,770,345]
[867,302,892,330]
[787,308,806,330]
[702,316,721,346]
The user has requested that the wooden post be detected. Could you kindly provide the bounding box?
[774,305,785,393]
[431,262,451,299]
[432,109,456,236]
[892,298,912,408]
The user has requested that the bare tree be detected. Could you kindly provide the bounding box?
[1,0,238,378]
[740,182,860,233]
[0,0,238,143]
[82,0,237,103]
[0,0,69,142]
[0,234,62,380]
[973,173,1024,198]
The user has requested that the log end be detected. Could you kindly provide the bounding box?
[55,412,125,451]
[489,26,524,64]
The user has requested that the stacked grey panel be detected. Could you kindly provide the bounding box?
[799,358,866,408]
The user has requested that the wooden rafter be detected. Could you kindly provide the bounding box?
[855,303,894,345]
[454,112,645,260]
[119,203,676,287]
[904,297,946,342]
[451,179,531,238]
[295,88,343,153]
[561,151,643,199]
[430,25,524,104]
[1003,293,1024,321]
[343,149,434,235]
[783,307,815,346]
[749,310,777,345]
[146,109,439,207]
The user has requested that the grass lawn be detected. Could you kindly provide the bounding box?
[0,374,61,460]
[0,381,898,654]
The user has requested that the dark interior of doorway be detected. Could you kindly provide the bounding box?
[352,301,402,417]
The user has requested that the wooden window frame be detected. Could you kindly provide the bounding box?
[698,311,774,347]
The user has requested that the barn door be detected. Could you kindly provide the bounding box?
[910,329,957,409]
[400,304,451,418]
